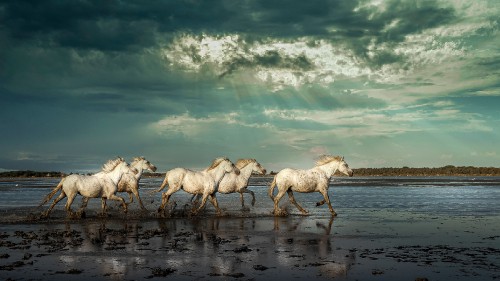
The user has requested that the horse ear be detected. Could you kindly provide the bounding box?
[341,156,344,161]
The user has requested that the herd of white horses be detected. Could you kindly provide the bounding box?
[39,155,353,218]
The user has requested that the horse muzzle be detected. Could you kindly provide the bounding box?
[151,165,157,172]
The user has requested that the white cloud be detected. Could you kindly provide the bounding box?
[151,111,272,138]
[163,34,372,91]
[263,102,492,136]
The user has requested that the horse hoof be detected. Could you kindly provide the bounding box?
[77,210,86,218]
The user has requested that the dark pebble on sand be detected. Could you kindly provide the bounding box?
[56,268,83,274]
[224,272,245,278]
[253,265,269,271]
[307,262,325,267]
[151,266,176,277]
[233,245,252,253]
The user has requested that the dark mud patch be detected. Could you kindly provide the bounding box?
[55,268,83,274]
[146,266,176,278]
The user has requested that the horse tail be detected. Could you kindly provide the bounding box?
[152,173,169,194]
[39,177,64,207]
[268,175,277,200]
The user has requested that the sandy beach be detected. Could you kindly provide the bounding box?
[1,177,500,280]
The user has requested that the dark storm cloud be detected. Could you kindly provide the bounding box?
[0,0,455,48]
[219,50,314,78]
[0,0,242,50]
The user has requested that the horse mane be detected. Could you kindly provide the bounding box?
[131,156,145,165]
[205,157,229,171]
[101,157,125,172]
[315,155,343,167]
[235,158,256,169]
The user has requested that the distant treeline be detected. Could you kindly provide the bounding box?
[0,170,67,178]
[351,166,500,177]
[2,166,500,178]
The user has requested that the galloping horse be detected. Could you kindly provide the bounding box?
[269,155,353,216]
[39,157,134,218]
[191,158,266,208]
[156,157,240,215]
[116,156,157,210]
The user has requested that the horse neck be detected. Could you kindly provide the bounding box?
[131,162,145,180]
[207,165,229,184]
[107,165,126,185]
[317,161,340,178]
[236,165,253,184]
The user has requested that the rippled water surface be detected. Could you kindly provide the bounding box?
[1,176,499,218]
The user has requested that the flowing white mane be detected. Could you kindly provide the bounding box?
[205,157,229,171]
[315,155,343,167]
[235,158,256,169]
[101,157,125,173]
[131,156,145,165]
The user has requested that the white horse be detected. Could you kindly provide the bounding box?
[191,158,266,208]
[39,157,135,218]
[268,155,353,216]
[156,157,240,216]
[116,156,157,210]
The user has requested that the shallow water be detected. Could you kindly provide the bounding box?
[1,176,499,217]
[1,176,499,280]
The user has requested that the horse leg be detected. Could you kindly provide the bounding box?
[64,193,77,218]
[193,194,202,206]
[316,199,326,206]
[101,198,107,216]
[42,191,66,218]
[273,189,287,215]
[208,194,223,215]
[108,194,127,214]
[128,192,134,204]
[287,190,308,215]
[158,186,179,213]
[193,194,210,215]
[189,194,197,202]
[319,190,336,217]
[239,192,245,207]
[242,189,256,206]
[158,192,173,214]
[131,188,147,211]
[78,197,90,217]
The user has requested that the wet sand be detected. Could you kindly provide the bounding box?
[1,205,499,281]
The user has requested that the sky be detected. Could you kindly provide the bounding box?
[1,0,499,173]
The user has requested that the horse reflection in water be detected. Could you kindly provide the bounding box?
[273,217,355,278]
[155,157,240,216]
[269,155,353,216]
[56,221,144,279]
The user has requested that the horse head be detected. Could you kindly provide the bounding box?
[251,160,266,175]
[235,159,266,175]
[132,156,157,172]
[338,156,354,177]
